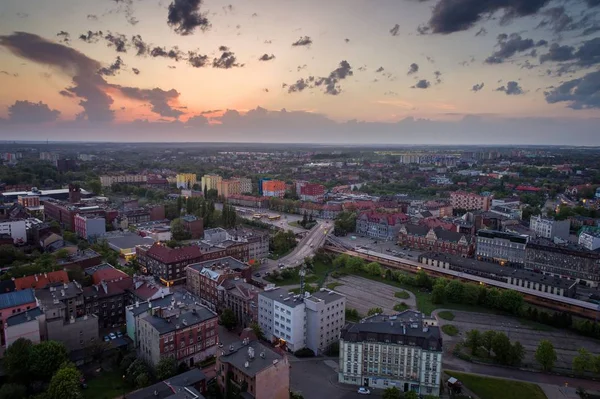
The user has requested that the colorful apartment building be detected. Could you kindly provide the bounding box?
[176,173,197,189]
[262,180,286,198]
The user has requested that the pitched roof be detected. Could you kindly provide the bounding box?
[147,243,204,264]
[14,270,69,290]
[0,288,36,310]
[402,225,471,244]
[5,307,44,327]
[86,264,130,285]
[359,211,408,226]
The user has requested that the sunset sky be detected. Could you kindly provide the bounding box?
[0,0,599,144]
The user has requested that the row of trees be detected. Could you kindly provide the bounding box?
[464,329,525,367]
[382,387,437,399]
[333,211,357,236]
[270,230,297,255]
[572,348,600,376]
[299,211,315,229]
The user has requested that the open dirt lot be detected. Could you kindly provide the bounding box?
[329,275,416,316]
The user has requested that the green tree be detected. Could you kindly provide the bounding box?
[491,332,512,364]
[347,256,365,272]
[0,383,27,399]
[3,337,33,383]
[509,341,526,367]
[593,355,600,374]
[47,363,82,399]
[499,289,524,315]
[573,348,593,375]
[365,262,381,276]
[382,386,402,399]
[220,308,237,330]
[415,270,431,289]
[431,281,446,304]
[465,329,481,355]
[404,391,418,399]
[301,211,308,228]
[535,340,557,371]
[481,330,496,357]
[250,322,265,341]
[367,307,383,316]
[445,280,464,303]
[135,373,150,388]
[30,341,69,381]
[155,357,177,381]
[170,218,191,241]
[333,254,350,269]
[63,231,77,243]
[87,180,101,195]
[125,359,151,387]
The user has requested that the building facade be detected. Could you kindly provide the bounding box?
[356,212,410,240]
[476,230,528,266]
[100,174,147,187]
[218,179,241,198]
[0,219,27,245]
[186,257,250,307]
[300,184,326,203]
[176,173,197,189]
[74,214,106,241]
[218,279,260,328]
[450,191,491,211]
[201,174,222,192]
[399,225,475,257]
[0,289,37,347]
[262,180,286,198]
[136,244,205,286]
[579,230,600,251]
[530,216,570,241]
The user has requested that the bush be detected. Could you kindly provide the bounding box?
[394,302,409,312]
[294,348,315,358]
[394,290,410,299]
[442,324,459,336]
[438,311,455,321]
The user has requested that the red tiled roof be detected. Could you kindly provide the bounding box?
[147,243,204,264]
[322,204,342,211]
[92,267,130,285]
[14,270,69,290]
[515,185,542,192]
[359,211,409,226]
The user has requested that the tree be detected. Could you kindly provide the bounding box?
[125,359,151,387]
[47,363,82,399]
[333,254,350,269]
[465,330,481,355]
[347,256,365,272]
[63,231,77,244]
[445,280,464,303]
[0,383,27,399]
[499,289,524,315]
[382,386,402,399]
[573,348,593,375]
[3,338,33,383]
[415,270,432,289]
[55,248,71,260]
[250,322,265,341]
[491,332,512,365]
[155,357,177,380]
[220,308,237,330]
[367,307,383,316]
[431,281,446,304]
[301,211,308,228]
[365,262,382,276]
[404,392,418,399]
[509,341,525,367]
[30,341,69,381]
[135,373,150,388]
[170,218,191,241]
[481,330,496,357]
[535,340,557,371]
[87,180,101,195]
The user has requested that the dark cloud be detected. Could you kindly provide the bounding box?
[57,31,70,44]
[98,56,124,76]
[540,43,574,63]
[79,30,103,43]
[104,32,128,53]
[16,12,28,18]
[390,24,400,36]
[87,14,98,21]
[425,0,552,34]
[131,35,148,56]
[288,78,310,93]
[384,91,398,96]
[7,100,60,124]
[167,0,211,36]
[263,88,269,92]
[471,82,485,92]
[118,86,184,118]
[297,64,307,71]
[545,70,600,109]
[223,4,234,13]
[132,67,140,75]
[375,66,384,73]
[314,60,353,95]
[150,46,184,61]
[59,90,75,97]
[264,40,272,44]
[496,81,524,95]
[219,45,229,52]
[485,33,547,64]
[539,37,600,68]
[407,63,419,75]
[168,65,177,69]
[200,109,221,114]
[187,51,208,67]
[252,13,258,17]
[259,53,275,61]
[412,79,430,89]
[212,50,242,68]
[186,114,208,126]
[537,6,599,35]
[109,0,138,26]
[426,56,435,63]
[292,36,312,47]
[434,70,442,84]
[0,71,18,77]
[475,27,487,36]
[345,38,350,43]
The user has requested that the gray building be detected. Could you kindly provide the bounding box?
[529,216,570,241]
[476,230,528,266]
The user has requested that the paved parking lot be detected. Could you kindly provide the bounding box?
[329,275,416,316]
[435,310,600,371]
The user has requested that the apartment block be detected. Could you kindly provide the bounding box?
[201,174,222,191]
[579,230,600,251]
[100,174,147,187]
[218,179,241,198]
[450,191,491,211]
[186,257,251,306]
[4,307,45,347]
[262,180,286,198]
[74,214,106,240]
[338,311,443,397]
[300,183,326,203]
[176,173,197,189]
[356,212,409,240]
[476,230,529,266]
[0,219,27,245]
[136,243,205,286]
[530,215,570,241]
[0,289,37,347]
[238,177,252,194]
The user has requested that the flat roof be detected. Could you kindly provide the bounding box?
[259,288,306,308]
[143,308,217,334]
[107,233,155,250]
[219,339,283,378]
[187,256,249,273]
[308,289,345,304]
[5,307,43,326]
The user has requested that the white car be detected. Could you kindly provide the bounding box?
[357,387,370,395]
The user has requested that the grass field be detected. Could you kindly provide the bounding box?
[326,282,343,290]
[441,324,459,336]
[265,260,332,287]
[438,311,455,321]
[446,371,547,399]
[83,371,129,399]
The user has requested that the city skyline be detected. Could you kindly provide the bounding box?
[0,0,599,144]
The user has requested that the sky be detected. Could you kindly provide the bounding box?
[0,0,599,144]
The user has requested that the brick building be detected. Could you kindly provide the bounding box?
[74,214,106,241]
[299,183,325,203]
[43,199,118,230]
[182,215,204,239]
[399,225,475,257]
[356,211,410,240]
[186,257,251,307]
[136,244,206,286]
[83,264,133,328]
[450,191,491,211]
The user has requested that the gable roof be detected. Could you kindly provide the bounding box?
[0,288,36,310]
[147,243,203,264]
[14,270,69,290]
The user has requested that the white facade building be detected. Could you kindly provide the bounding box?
[579,230,600,251]
[0,220,27,244]
[530,216,570,241]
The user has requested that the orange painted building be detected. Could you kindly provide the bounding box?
[261,180,286,198]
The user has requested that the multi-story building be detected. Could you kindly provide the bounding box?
[257,177,271,196]
[525,239,600,287]
[4,307,45,347]
[218,279,260,328]
[450,191,491,211]
[176,173,197,189]
[476,230,529,266]
[529,216,570,241]
[100,174,147,187]
[136,243,205,286]
[579,230,600,251]
[0,289,37,347]
[322,204,343,220]
[0,219,27,244]
[36,282,85,322]
[228,227,270,262]
[398,225,475,257]
[338,310,443,396]
[489,204,522,220]
[18,195,41,208]
[186,257,251,307]
[300,183,326,203]
[137,305,218,367]
[227,195,269,209]
[14,270,69,290]
[201,174,222,191]
[237,177,252,194]
[262,180,286,198]
[356,212,410,240]
[218,179,241,198]
[83,264,133,328]
[182,215,204,239]
[258,287,346,355]
[43,199,118,230]
[217,337,290,399]
[74,214,106,241]
[124,369,207,399]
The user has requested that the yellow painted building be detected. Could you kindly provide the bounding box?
[201,174,222,191]
[176,173,197,189]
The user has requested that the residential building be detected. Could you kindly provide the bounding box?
[13,270,69,290]
[4,307,45,347]
[228,195,269,209]
[262,180,286,198]
[43,199,118,230]
[1,187,91,203]
[176,173,197,189]
[217,337,290,399]
[530,216,570,241]
[74,214,106,241]
[322,204,343,220]
[56,248,103,270]
[579,230,600,251]
[228,227,270,262]
[258,287,346,355]
[125,369,207,399]
[201,174,222,191]
[136,243,205,286]
[489,204,522,220]
[83,264,133,328]
[419,252,578,297]
[36,282,85,322]
[18,195,41,208]
[398,225,475,257]
[218,179,241,198]
[356,212,410,240]
[300,183,326,203]
[0,289,37,347]
[476,230,529,266]
[186,257,251,307]
[257,177,271,196]
[238,177,252,194]
[0,219,27,244]
[137,305,218,367]
[450,191,491,211]
[525,239,600,287]
[106,232,156,260]
[182,215,204,239]
[145,177,170,190]
[338,310,443,396]
[100,174,147,187]
[218,279,260,327]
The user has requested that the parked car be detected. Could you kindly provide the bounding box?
[103,336,110,342]
[357,387,371,395]
[109,332,117,340]
[117,331,123,338]
[254,272,261,277]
